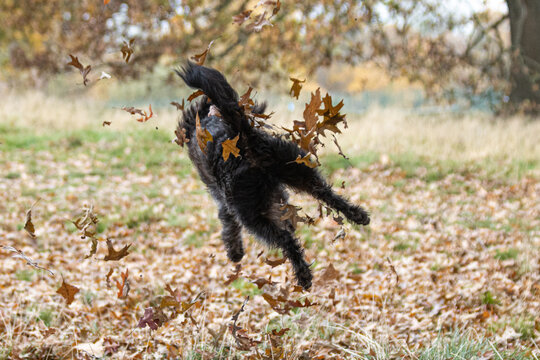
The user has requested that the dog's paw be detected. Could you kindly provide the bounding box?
[295,267,313,290]
[347,206,370,226]
[227,248,245,263]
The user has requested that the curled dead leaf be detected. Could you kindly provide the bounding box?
[56,278,79,305]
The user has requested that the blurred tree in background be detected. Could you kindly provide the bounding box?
[0,0,539,113]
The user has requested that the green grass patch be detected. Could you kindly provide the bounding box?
[5,172,21,179]
[15,269,35,282]
[231,278,262,297]
[418,332,531,360]
[495,248,519,261]
[37,308,55,327]
[481,291,501,306]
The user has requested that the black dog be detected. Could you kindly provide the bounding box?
[176,62,369,289]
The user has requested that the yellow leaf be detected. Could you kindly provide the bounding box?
[294,154,317,168]
[221,134,240,161]
[195,112,213,154]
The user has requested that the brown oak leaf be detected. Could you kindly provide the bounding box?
[56,278,79,305]
[104,238,131,261]
[115,268,130,298]
[121,39,134,63]
[265,257,286,267]
[289,77,305,99]
[188,89,205,102]
[233,10,252,25]
[67,54,91,86]
[171,100,185,111]
[191,40,215,66]
[221,134,240,161]
[174,127,189,147]
[293,154,318,168]
[195,112,213,154]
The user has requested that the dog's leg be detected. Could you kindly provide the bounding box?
[279,164,370,226]
[218,206,245,262]
[310,180,370,225]
[235,207,312,289]
[248,215,312,289]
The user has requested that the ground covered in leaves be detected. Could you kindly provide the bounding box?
[1,119,539,359]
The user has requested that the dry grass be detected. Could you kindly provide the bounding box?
[4,90,539,165]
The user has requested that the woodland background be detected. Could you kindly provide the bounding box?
[0,0,539,359]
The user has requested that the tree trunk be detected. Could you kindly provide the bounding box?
[506,0,540,111]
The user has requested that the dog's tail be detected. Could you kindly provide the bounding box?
[176,62,250,133]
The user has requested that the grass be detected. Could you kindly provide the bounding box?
[37,309,54,328]
[495,248,519,261]
[482,291,502,306]
[1,90,539,180]
[14,270,34,282]
[417,332,532,360]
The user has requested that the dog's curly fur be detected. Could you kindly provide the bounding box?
[176,62,370,289]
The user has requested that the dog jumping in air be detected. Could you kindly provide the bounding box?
[176,62,370,289]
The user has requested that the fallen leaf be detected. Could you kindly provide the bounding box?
[24,198,40,238]
[224,264,242,285]
[293,154,318,168]
[271,0,281,16]
[137,307,167,331]
[233,10,252,25]
[239,87,255,110]
[221,134,240,161]
[75,339,104,358]
[246,11,273,32]
[319,263,340,283]
[188,89,205,102]
[105,268,114,288]
[280,203,303,229]
[265,257,286,267]
[67,54,91,86]
[303,88,322,131]
[251,277,274,289]
[103,238,131,261]
[289,78,305,99]
[195,112,213,154]
[171,100,185,111]
[191,40,215,66]
[115,268,130,298]
[174,127,189,147]
[56,278,79,305]
[120,39,134,63]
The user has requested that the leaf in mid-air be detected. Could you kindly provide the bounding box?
[233,10,252,25]
[289,77,305,100]
[103,238,131,261]
[67,54,91,86]
[24,198,40,238]
[293,154,318,168]
[120,39,135,63]
[174,127,189,147]
[188,89,205,102]
[191,40,215,66]
[170,100,185,111]
[221,134,240,161]
[195,112,213,154]
[56,279,79,305]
